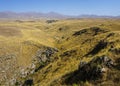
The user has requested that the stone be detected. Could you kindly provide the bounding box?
[101,67,107,73]
[77,55,114,81]
[79,61,87,68]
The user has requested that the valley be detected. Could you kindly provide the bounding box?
[0,18,120,86]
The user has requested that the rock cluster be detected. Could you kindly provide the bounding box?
[73,27,108,36]
[16,47,58,85]
[35,47,58,63]
[78,55,114,81]
[0,54,18,85]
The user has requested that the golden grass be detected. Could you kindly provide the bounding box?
[0,18,120,85]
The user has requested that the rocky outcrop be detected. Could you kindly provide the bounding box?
[73,27,108,36]
[0,54,18,85]
[89,55,114,68]
[16,47,58,85]
[90,27,108,36]
[63,55,115,85]
[34,47,58,63]
[33,47,58,72]
[0,25,119,86]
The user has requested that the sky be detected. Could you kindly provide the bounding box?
[0,0,120,16]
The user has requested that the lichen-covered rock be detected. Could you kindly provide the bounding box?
[35,47,58,63]
[16,47,58,85]
[78,55,114,80]
[63,55,114,85]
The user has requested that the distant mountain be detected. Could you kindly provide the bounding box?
[0,11,72,19]
[0,11,119,19]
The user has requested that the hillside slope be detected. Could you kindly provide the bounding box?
[20,27,120,86]
[0,19,120,86]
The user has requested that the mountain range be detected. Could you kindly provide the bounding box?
[0,11,120,19]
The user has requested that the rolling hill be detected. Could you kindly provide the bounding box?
[0,18,120,86]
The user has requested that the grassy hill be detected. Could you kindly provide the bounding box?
[0,19,120,86]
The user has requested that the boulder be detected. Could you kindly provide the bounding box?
[91,55,114,68]
[35,47,58,63]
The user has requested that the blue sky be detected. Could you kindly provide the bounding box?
[0,0,120,16]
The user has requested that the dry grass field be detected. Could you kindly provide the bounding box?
[0,18,120,86]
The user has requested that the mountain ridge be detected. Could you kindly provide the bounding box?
[0,11,120,19]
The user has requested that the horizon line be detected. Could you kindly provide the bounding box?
[0,11,119,17]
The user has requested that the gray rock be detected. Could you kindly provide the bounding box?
[79,61,87,68]
[77,55,114,81]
